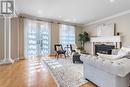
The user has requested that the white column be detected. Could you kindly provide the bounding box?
[91,42,94,55]
[1,16,14,64]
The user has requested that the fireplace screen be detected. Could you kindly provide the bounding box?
[95,44,115,55]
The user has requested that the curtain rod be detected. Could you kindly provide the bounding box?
[19,16,78,26]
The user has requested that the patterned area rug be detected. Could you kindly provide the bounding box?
[43,57,88,87]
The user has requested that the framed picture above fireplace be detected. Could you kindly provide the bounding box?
[97,23,115,36]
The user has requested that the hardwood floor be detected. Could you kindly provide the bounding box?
[0,57,97,87]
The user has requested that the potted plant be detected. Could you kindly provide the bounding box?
[77,32,90,53]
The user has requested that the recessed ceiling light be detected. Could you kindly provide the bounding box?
[110,0,115,3]
[65,19,71,22]
[58,16,62,18]
[73,19,76,22]
[38,10,42,15]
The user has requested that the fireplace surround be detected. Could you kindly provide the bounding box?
[90,36,121,55]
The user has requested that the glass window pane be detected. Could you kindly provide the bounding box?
[59,24,75,48]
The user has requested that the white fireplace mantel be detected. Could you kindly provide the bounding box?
[90,36,121,55]
[91,36,121,42]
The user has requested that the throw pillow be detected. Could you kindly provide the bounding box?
[117,47,130,57]
[118,47,130,54]
[124,54,130,59]
[119,47,130,59]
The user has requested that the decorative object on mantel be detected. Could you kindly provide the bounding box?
[77,32,90,53]
[117,32,120,36]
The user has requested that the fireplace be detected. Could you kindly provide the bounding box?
[90,36,121,55]
[95,44,115,55]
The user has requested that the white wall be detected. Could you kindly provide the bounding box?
[19,17,25,59]
[75,26,83,47]
[0,17,4,60]
[50,23,60,54]
[11,17,20,59]
[84,14,130,54]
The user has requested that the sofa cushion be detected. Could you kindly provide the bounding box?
[118,47,129,55]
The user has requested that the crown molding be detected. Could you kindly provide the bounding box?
[85,10,130,26]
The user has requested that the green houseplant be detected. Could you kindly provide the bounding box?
[78,32,90,53]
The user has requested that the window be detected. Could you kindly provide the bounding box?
[24,19,50,57]
[59,24,75,48]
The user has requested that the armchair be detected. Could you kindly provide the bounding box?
[54,44,66,58]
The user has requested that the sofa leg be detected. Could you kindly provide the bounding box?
[85,78,88,80]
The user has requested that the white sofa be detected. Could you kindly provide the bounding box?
[80,55,130,87]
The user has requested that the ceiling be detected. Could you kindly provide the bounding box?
[15,0,130,24]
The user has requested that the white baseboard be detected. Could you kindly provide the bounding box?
[0,57,25,65]
[0,61,13,64]
[0,58,14,65]
[12,58,20,62]
[19,57,25,60]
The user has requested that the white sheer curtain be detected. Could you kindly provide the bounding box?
[24,19,38,57]
[59,24,75,48]
[39,22,51,56]
[24,19,50,57]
